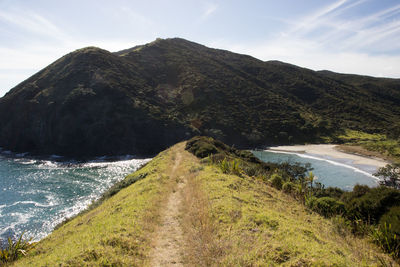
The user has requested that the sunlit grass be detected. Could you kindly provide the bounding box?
[10,141,397,266]
[336,129,400,162]
[195,162,395,266]
[11,146,179,266]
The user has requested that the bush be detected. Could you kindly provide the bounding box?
[0,233,32,264]
[305,196,317,210]
[370,222,400,258]
[186,138,218,158]
[313,187,344,199]
[307,197,345,217]
[345,186,400,224]
[376,206,400,258]
[379,206,400,236]
[282,182,294,194]
[220,158,229,173]
[270,173,283,190]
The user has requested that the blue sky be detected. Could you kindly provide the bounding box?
[1,0,399,96]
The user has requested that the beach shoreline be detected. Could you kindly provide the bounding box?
[267,144,389,169]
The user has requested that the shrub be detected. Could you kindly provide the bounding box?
[352,184,371,197]
[305,196,318,210]
[313,187,344,199]
[282,182,294,194]
[0,233,32,264]
[307,197,345,217]
[379,206,400,237]
[185,136,218,158]
[230,160,241,176]
[370,222,400,258]
[376,206,400,258]
[270,173,283,190]
[243,165,258,177]
[345,186,400,224]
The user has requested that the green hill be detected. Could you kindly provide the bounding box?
[0,38,399,157]
[9,138,397,266]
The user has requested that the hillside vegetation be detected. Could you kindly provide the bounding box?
[10,138,397,266]
[0,38,399,157]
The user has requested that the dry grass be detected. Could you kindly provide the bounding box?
[181,170,224,266]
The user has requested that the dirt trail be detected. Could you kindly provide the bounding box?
[149,149,186,266]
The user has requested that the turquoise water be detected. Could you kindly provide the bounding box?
[0,154,149,243]
[252,150,380,190]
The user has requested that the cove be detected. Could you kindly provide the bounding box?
[252,150,380,190]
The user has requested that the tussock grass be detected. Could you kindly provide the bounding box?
[0,233,32,264]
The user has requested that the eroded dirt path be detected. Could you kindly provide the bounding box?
[149,148,186,266]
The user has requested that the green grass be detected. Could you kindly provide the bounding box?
[337,129,386,143]
[11,147,176,266]
[195,163,395,266]
[335,129,400,162]
[11,140,398,266]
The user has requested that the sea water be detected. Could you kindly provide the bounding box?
[252,150,380,190]
[0,153,150,244]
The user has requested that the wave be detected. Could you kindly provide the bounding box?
[0,212,34,237]
[8,200,57,208]
[266,150,380,180]
[0,204,5,215]
[0,156,151,242]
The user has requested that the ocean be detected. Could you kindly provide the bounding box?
[252,150,380,190]
[0,153,149,244]
[0,148,381,245]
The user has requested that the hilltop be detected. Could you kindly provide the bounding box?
[0,38,400,157]
[10,138,397,266]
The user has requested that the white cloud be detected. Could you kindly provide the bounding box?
[284,1,400,53]
[203,3,218,18]
[0,9,69,41]
[209,37,400,78]
[289,0,348,35]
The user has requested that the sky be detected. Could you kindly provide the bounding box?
[0,0,400,97]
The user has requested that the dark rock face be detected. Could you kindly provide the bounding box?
[0,38,399,157]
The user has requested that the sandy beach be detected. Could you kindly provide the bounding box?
[268,144,389,168]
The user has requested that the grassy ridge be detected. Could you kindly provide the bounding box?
[11,148,176,266]
[185,138,396,266]
[11,139,398,266]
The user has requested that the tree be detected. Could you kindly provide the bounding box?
[308,171,316,189]
[374,163,400,189]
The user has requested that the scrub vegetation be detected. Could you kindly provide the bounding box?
[335,129,400,162]
[186,136,400,264]
[1,38,400,158]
